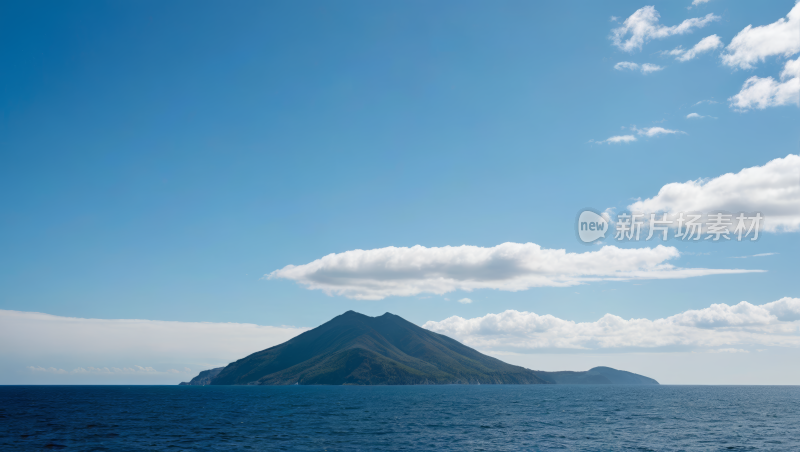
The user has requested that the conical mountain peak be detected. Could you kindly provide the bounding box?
[209,310,548,385]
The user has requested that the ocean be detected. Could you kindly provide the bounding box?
[2,385,799,451]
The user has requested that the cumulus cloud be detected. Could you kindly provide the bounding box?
[729,58,800,110]
[0,310,307,383]
[267,243,761,300]
[721,3,800,70]
[724,4,800,110]
[690,0,712,6]
[423,297,800,352]
[627,154,800,232]
[782,57,800,80]
[614,61,664,74]
[667,34,723,61]
[611,6,719,52]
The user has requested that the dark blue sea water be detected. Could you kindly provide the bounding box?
[2,385,799,451]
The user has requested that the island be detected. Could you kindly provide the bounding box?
[179,310,658,386]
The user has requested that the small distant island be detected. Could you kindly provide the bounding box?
[180,311,658,386]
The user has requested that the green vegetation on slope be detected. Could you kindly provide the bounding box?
[210,311,548,385]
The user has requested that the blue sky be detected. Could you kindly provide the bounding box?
[1,0,799,384]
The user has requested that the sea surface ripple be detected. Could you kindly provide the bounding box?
[1,385,799,451]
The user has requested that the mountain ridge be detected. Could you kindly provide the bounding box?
[533,366,659,385]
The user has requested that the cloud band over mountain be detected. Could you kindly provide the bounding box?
[0,310,307,383]
[6,297,799,384]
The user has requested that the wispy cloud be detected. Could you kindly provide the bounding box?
[686,112,716,119]
[611,6,719,52]
[692,99,718,106]
[593,134,637,144]
[628,154,800,232]
[614,61,664,74]
[592,126,683,145]
[666,34,723,61]
[267,242,761,300]
[458,298,473,304]
[633,126,686,137]
[689,0,712,7]
[423,297,800,352]
[730,253,778,259]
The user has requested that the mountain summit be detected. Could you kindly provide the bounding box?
[206,310,548,385]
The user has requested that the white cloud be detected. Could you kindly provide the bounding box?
[781,57,800,80]
[723,4,800,111]
[0,310,307,383]
[614,61,664,74]
[634,126,685,137]
[595,134,637,144]
[691,0,711,6]
[729,58,800,110]
[730,253,778,259]
[611,6,719,52]
[28,365,170,375]
[614,61,639,71]
[27,367,68,374]
[267,242,761,300]
[593,126,682,145]
[423,297,800,352]
[692,99,718,106]
[721,3,800,70]
[628,154,800,232]
[641,63,664,74]
[686,112,716,119]
[458,298,473,304]
[667,34,723,61]
[708,348,749,353]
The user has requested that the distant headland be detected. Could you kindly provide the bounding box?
[180,311,658,386]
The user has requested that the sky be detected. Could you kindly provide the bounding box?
[1,0,798,384]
